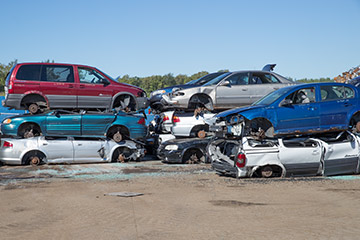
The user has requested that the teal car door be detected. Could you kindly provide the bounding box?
[81,112,116,136]
[45,111,81,136]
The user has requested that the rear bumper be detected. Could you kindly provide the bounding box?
[211,160,237,177]
[136,97,150,110]
[2,94,22,109]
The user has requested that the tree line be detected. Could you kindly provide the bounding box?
[0,60,333,94]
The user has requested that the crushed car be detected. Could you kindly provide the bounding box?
[0,109,148,142]
[208,131,360,178]
[157,137,212,164]
[161,64,294,111]
[0,136,146,165]
[207,82,360,139]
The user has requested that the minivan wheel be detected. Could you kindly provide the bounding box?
[28,103,40,114]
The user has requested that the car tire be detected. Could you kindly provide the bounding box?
[182,149,205,164]
[260,166,273,178]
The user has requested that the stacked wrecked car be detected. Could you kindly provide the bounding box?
[0,62,149,165]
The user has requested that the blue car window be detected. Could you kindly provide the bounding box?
[320,86,346,101]
[345,87,355,99]
[290,87,316,104]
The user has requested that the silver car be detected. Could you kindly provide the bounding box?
[171,111,215,138]
[0,136,145,165]
[208,131,360,178]
[162,65,294,110]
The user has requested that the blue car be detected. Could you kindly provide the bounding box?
[210,82,360,138]
[149,72,226,112]
[0,110,148,142]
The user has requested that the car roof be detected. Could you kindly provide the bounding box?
[16,62,96,69]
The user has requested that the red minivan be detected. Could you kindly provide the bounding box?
[3,63,148,113]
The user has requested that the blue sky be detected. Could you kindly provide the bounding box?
[0,0,359,80]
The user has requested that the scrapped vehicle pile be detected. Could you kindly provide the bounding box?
[2,62,360,179]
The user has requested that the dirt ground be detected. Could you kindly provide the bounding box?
[1,162,360,240]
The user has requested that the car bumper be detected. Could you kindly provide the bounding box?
[157,149,183,163]
[2,94,22,109]
[211,160,237,177]
[161,95,188,108]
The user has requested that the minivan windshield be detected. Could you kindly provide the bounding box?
[203,72,231,86]
[253,87,291,106]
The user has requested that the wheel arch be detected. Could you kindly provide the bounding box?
[188,93,213,109]
[251,163,285,178]
[21,149,47,165]
[181,147,206,163]
[106,125,130,138]
[111,92,137,109]
[20,92,49,108]
[17,122,43,136]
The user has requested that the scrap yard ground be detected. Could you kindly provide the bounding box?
[1,160,360,239]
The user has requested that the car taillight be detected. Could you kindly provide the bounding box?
[236,153,246,168]
[172,116,180,123]
[137,118,145,125]
[3,141,13,148]
[163,115,169,121]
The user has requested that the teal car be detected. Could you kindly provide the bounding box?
[0,110,147,142]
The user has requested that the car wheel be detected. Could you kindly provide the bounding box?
[29,156,41,166]
[260,166,273,178]
[112,131,122,142]
[20,124,41,138]
[28,103,40,114]
[182,149,205,164]
[356,122,360,132]
[197,130,206,139]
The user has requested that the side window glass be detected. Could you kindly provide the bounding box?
[344,87,355,99]
[320,85,345,101]
[42,66,73,83]
[287,87,316,104]
[226,73,249,85]
[78,67,107,84]
[16,65,41,81]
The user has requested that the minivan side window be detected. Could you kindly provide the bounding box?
[16,65,41,81]
[41,65,74,83]
[78,67,108,84]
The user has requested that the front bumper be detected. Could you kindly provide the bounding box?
[157,149,183,163]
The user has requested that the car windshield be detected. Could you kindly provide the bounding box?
[203,72,231,86]
[185,79,198,85]
[253,87,291,105]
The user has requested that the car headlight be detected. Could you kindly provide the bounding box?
[2,119,11,124]
[150,89,166,97]
[164,145,178,151]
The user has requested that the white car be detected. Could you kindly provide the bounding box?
[0,136,145,165]
[171,111,215,138]
[208,131,360,178]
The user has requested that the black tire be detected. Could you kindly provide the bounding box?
[23,151,45,166]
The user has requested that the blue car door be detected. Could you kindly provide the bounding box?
[81,112,116,136]
[45,111,81,136]
[275,87,320,134]
[319,85,357,131]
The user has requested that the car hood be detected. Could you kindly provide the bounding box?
[111,80,145,92]
[215,104,268,118]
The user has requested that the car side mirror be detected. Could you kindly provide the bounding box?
[53,111,61,118]
[220,80,230,86]
[102,79,110,86]
[280,99,292,106]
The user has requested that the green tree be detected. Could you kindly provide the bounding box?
[0,60,17,86]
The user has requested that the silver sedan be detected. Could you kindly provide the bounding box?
[0,136,145,165]
[162,66,294,110]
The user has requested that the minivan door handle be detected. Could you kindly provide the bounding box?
[79,85,85,89]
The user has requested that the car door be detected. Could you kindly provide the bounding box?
[38,136,74,163]
[275,87,320,134]
[45,111,81,136]
[323,132,359,176]
[40,65,77,108]
[76,67,113,109]
[80,112,116,136]
[215,72,251,108]
[250,73,288,103]
[279,138,322,177]
[319,85,357,131]
[72,137,106,163]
